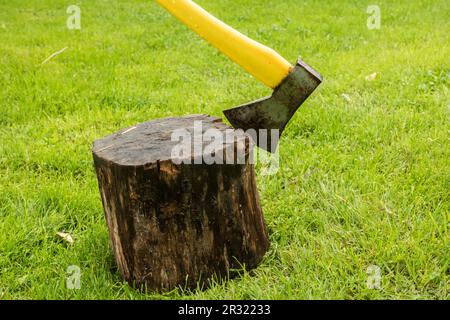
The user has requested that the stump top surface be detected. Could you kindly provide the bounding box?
[93,114,250,166]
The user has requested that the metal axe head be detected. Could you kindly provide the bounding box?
[223,59,322,153]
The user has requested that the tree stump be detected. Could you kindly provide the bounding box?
[92,115,269,291]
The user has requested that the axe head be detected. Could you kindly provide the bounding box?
[223,59,322,153]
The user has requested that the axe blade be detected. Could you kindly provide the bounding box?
[223,59,322,153]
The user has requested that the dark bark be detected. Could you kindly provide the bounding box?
[93,115,269,292]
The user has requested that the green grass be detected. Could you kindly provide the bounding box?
[0,0,449,299]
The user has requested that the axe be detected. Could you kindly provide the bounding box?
[156,0,322,152]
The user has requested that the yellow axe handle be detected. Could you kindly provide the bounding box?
[156,0,292,89]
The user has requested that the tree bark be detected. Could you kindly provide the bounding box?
[92,115,269,291]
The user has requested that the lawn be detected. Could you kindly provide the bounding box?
[0,0,448,299]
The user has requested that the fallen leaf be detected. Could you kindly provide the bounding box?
[17,275,28,285]
[56,231,74,244]
[365,72,378,81]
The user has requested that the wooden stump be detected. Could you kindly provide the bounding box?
[92,115,269,291]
